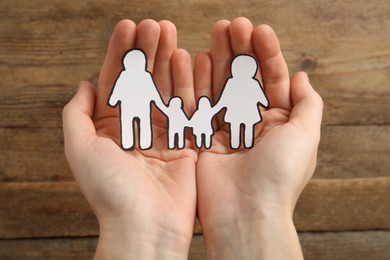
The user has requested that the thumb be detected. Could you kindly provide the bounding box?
[62,81,97,158]
[289,72,323,137]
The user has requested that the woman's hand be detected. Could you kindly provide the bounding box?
[63,19,197,259]
[195,17,323,259]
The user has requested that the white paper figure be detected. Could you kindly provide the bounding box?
[108,49,268,151]
[213,54,269,149]
[165,97,190,149]
[190,97,216,149]
[108,49,167,150]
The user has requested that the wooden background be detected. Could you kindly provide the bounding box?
[1,0,389,259]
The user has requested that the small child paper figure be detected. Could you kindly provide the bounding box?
[190,97,216,149]
[213,54,269,149]
[165,97,190,149]
[108,49,167,150]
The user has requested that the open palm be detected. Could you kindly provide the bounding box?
[63,19,198,253]
[194,18,323,240]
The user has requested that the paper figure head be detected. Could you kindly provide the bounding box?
[123,49,147,72]
[198,96,212,109]
[168,96,183,109]
[231,55,257,78]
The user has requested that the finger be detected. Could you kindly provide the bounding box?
[63,81,97,157]
[153,20,177,103]
[96,19,136,120]
[229,18,263,93]
[289,72,323,137]
[210,20,233,103]
[229,17,254,55]
[194,52,213,102]
[172,49,195,116]
[135,19,161,73]
[252,24,291,110]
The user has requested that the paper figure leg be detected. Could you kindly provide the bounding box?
[178,132,185,149]
[121,115,134,150]
[168,132,175,149]
[139,118,152,150]
[244,124,255,149]
[204,134,211,149]
[230,123,241,149]
[195,134,202,148]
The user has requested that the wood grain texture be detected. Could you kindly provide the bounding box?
[0,0,389,258]
[0,236,206,260]
[0,237,97,260]
[0,0,389,127]
[1,179,389,239]
[1,232,390,260]
[1,125,389,182]
[316,125,390,179]
[294,177,390,231]
[0,182,99,239]
[0,128,70,182]
[299,231,390,260]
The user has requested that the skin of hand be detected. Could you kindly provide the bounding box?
[62,19,198,259]
[194,18,323,259]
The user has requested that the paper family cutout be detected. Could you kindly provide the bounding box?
[108,49,269,150]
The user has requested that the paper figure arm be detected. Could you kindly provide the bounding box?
[108,72,125,107]
[152,94,170,116]
[211,82,231,115]
[153,97,168,115]
[258,90,269,108]
[108,88,120,107]
[211,101,225,115]
[255,80,269,108]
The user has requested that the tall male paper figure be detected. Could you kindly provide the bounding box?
[108,49,167,150]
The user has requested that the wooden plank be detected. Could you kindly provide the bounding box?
[299,231,390,260]
[0,128,72,182]
[0,182,99,238]
[1,0,388,59]
[1,66,389,128]
[1,125,389,182]
[1,67,389,128]
[188,235,206,260]
[0,0,389,127]
[0,237,96,260]
[1,231,390,260]
[0,178,389,238]
[312,69,390,126]
[294,178,390,231]
[316,125,390,179]
[0,235,205,260]
[0,236,205,259]
[0,64,99,128]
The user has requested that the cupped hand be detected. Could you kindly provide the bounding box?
[194,17,323,258]
[62,19,197,258]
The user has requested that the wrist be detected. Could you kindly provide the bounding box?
[95,218,192,260]
[200,202,301,259]
[202,216,301,260]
